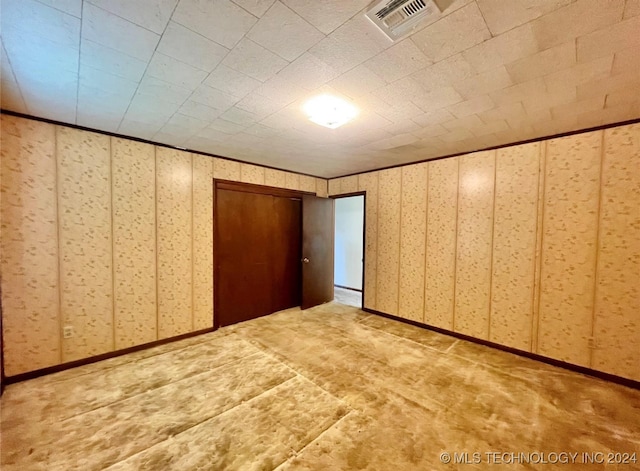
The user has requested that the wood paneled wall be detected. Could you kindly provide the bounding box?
[0,115,326,376]
[336,122,640,382]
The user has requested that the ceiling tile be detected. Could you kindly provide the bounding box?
[270,53,339,91]
[146,52,208,89]
[124,94,179,124]
[476,0,574,35]
[544,56,613,95]
[247,1,325,61]
[231,0,277,17]
[489,78,547,107]
[478,101,526,123]
[178,100,226,121]
[82,2,160,62]
[448,95,495,118]
[531,0,625,50]
[412,86,463,112]
[119,118,165,140]
[157,21,229,72]
[76,111,122,133]
[411,53,476,89]
[3,28,79,74]
[412,109,456,127]
[35,0,82,17]
[77,84,131,116]
[442,114,484,131]
[79,64,139,98]
[0,42,28,113]
[611,46,640,74]
[172,0,258,49]
[190,84,240,110]
[505,41,576,84]
[522,85,577,113]
[452,65,514,98]
[281,0,370,34]
[411,2,491,63]
[365,38,432,83]
[576,70,640,101]
[209,118,247,134]
[550,96,605,120]
[80,39,147,81]
[1,0,80,47]
[462,23,539,74]
[160,112,210,134]
[137,75,193,104]
[222,38,289,81]
[86,0,179,34]
[625,0,640,17]
[327,64,386,99]
[220,106,262,125]
[576,14,640,63]
[204,65,262,99]
[235,92,288,117]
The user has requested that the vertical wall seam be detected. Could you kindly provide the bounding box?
[422,164,429,324]
[54,125,64,365]
[375,172,380,310]
[154,146,159,341]
[487,151,498,342]
[397,169,403,316]
[535,141,549,355]
[590,131,606,368]
[530,143,543,353]
[191,154,195,332]
[452,157,460,332]
[109,137,116,351]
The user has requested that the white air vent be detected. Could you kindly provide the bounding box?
[365,0,443,41]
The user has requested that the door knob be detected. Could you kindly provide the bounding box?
[302,257,310,263]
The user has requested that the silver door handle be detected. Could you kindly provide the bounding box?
[302,257,310,263]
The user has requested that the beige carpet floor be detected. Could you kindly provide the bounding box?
[2,302,639,470]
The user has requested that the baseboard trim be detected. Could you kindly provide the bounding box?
[334,284,362,292]
[362,307,640,390]
[4,327,216,385]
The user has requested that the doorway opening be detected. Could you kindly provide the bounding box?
[333,193,365,308]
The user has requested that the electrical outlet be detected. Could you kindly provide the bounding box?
[63,326,74,339]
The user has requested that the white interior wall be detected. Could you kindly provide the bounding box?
[334,196,364,290]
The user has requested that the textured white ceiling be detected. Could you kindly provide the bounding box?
[1,0,638,178]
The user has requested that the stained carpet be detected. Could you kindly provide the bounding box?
[2,302,639,470]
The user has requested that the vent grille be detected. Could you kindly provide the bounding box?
[366,0,442,41]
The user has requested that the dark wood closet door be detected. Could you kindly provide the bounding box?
[216,188,303,327]
[216,189,274,326]
[271,197,302,312]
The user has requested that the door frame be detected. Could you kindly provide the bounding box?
[212,179,314,329]
[330,191,366,309]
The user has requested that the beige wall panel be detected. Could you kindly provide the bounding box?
[490,143,540,351]
[265,168,286,188]
[284,172,300,190]
[358,172,379,310]
[239,163,265,185]
[376,168,402,315]
[340,175,358,194]
[0,116,60,375]
[299,175,316,193]
[593,124,640,380]
[192,153,214,331]
[316,178,328,198]
[157,148,193,339]
[328,178,340,196]
[424,158,459,330]
[57,127,114,361]
[112,139,157,350]
[213,158,240,181]
[538,131,602,367]
[455,150,495,339]
[398,164,428,322]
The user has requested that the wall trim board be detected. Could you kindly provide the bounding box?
[362,307,640,391]
[0,109,324,180]
[334,284,362,292]
[3,327,216,385]
[330,117,640,180]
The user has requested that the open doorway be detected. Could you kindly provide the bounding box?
[333,194,365,308]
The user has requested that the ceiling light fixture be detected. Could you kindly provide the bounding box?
[303,94,358,129]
